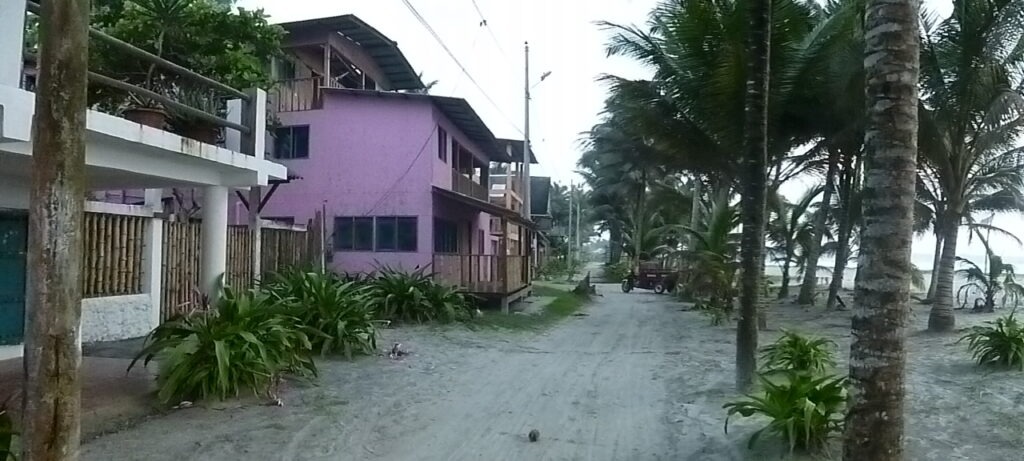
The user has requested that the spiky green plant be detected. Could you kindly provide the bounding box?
[0,395,16,461]
[960,312,1024,369]
[724,372,847,452]
[368,266,472,323]
[262,269,382,358]
[130,287,316,403]
[760,331,837,375]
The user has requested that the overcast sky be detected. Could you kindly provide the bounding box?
[237,0,1023,266]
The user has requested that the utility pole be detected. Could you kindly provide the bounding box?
[576,187,582,262]
[23,0,90,459]
[567,180,573,265]
[522,42,531,219]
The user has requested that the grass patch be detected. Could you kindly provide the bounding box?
[470,285,589,331]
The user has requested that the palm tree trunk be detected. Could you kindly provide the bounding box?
[925,229,943,301]
[798,148,840,304]
[633,171,647,265]
[842,0,918,456]
[928,220,958,331]
[827,152,855,311]
[609,222,623,264]
[22,0,90,458]
[779,259,791,299]
[689,178,702,246]
[735,0,771,392]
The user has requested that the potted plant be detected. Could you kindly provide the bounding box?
[168,87,224,144]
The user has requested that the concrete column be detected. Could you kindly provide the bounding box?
[143,189,164,327]
[0,1,26,87]
[201,186,229,295]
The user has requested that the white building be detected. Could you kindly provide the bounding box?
[0,2,287,358]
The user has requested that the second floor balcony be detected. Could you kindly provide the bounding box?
[451,168,489,203]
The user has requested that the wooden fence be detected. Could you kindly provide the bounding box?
[225,225,254,290]
[83,212,146,298]
[160,221,202,320]
[159,221,315,320]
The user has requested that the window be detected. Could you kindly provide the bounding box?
[434,219,459,253]
[273,126,309,159]
[376,216,417,252]
[437,127,448,162]
[275,58,296,80]
[335,217,373,251]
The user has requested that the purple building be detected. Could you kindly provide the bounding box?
[259,15,535,306]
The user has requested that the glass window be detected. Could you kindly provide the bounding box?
[334,217,373,251]
[375,217,397,251]
[273,126,309,159]
[438,127,448,162]
[397,217,417,252]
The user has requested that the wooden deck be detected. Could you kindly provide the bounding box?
[433,253,529,295]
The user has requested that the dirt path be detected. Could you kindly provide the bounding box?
[82,286,737,461]
[82,286,1022,460]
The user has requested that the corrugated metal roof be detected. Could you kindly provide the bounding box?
[323,88,512,162]
[278,15,424,91]
[497,138,539,164]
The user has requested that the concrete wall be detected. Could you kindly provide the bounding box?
[81,295,153,343]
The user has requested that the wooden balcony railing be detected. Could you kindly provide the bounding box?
[451,169,489,202]
[432,254,529,294]
[271,77,322,112]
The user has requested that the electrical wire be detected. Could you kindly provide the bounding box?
[362,125,438,216]
[469,0,510,60]
[400,0,524,135]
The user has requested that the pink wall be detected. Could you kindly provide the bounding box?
[261,92,494,275]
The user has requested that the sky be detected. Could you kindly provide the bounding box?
[236,0,1023,267]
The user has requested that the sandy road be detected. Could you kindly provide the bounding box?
[82,286,746,461]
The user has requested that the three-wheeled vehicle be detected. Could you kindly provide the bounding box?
[621,261,677,294]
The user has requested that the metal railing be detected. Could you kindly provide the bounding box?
[24,0,257,141]
[451,169,489,202]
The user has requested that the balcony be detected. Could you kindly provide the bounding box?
[432,254,529,294]
[451,169,489,202]
[271,77,322,112]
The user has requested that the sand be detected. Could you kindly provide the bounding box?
[80,286,1024,461]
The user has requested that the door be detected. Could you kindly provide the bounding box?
[0,212,27,345]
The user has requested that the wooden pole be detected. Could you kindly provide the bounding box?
[22,0,90,458]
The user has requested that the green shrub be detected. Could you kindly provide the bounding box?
[0,396,15,461]
[263,269,382,358]
[130,287,317,403]
[602,261,632,282]
[760,331,837,375]
[694,298,731,325]
[724,372,847,452]
[368,266,472,323]
[960,312,1024,369]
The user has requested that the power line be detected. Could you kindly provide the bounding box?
[400,0,524,135]
[363,125,437,216]
[469,0,510,60]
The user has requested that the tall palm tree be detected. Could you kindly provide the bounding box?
[734,0,773,391]
[918,0,1024,332]
[842,0,919,458]
[767,186,824,298]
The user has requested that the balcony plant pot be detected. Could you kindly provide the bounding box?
[124,107,168,129]
[177,122,221,144]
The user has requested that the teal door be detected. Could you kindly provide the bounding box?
[0,213,27,345]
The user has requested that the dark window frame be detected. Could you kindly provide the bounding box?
[437,126,448,163]
[375,216,418,253]
[434,218,459,254]
[334,216,374,252]
[273,125,310,159]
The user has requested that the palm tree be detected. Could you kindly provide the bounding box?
[918,0,1024,332]
[842,0,919,457]
[956,253,1024,312]
[657,193,740,308]
[767,187,824,299]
